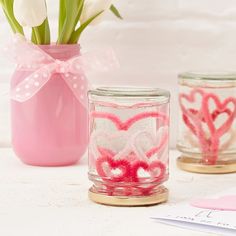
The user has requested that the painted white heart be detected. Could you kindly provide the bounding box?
[131,126,169,163]
[89,130,133,163]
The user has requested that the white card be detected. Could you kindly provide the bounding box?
[151,188,236,235]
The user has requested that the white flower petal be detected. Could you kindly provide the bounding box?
[14,0,47,27]
[80,0,112,25]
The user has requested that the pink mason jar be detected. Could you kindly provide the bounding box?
[11,44,88,166]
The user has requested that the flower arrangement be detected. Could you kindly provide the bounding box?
[0,0,122,44]
[1,0,121,167]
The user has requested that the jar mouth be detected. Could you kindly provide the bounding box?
[39,44,80,60]
[179,71,236,81]
[89,87,170,98]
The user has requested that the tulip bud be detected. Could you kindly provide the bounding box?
[80,0,112,25]
[13,0,47,27]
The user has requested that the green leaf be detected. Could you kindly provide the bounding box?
[32,27,41,44]
[44,18,51,44]
[1,0,24,34]
[69,11,104,44]
[110,4,123,19]
[31,29,37,44]
[34,18,51,44]
[58,0,84,44]
[2,8,17,32]
[58,0,66,36]
[73,0,84,30]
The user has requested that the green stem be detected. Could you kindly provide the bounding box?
[58,0,66,37]
[44,18,50,44]
[32,27,41,44]
[31,29,37,44]
[1,0,24,34]
[58,0,83,44]
[69,11,103,44]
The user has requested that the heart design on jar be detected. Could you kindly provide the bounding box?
[182,108,232,136]
[96,155,131,182]
[89,130,133,165]
[179,88,206,135]
[179,88,236,164]
[90,127,169,164]
[91,111,169,131]
[184,128,236,151]
[202,93,236,139]
[92,129,168,183]
[131,127,169,162]
[131,160,166,182]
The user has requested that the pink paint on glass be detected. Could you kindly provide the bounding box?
[11,44,88,166]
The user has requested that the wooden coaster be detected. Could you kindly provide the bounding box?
[88,186,168,207]
[177,156,236,174]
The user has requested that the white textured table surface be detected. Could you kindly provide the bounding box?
[0,148,235,236]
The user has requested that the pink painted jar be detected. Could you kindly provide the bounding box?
[177,72,236,173]
[88,87,170,206]
[11,44,88,166]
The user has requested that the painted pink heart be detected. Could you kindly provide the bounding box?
[179,88,210,153]
[131,160,166,182]
[179,88,205,120]
[201,94,236,163]
[191,195,236,211]
[91,128,168,164]
[179,88,206,136]
[179,88,236,164]
[183,108,232,136]
[96,155,131,182]
[91,111,169,131]
[202,94,236,139]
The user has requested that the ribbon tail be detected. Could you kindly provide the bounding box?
[11,64,56,102]
[62,73,89,109]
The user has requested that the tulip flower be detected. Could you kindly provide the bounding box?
[80,0,112,25]
[1,0,122,45]
[68,0,122,44]
[13,0,47,27]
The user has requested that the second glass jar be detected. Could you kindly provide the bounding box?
[177,72,236,173]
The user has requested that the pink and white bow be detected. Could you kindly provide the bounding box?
[4,34,119,107]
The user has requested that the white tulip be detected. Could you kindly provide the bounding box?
[80,0,112,25]
[13,0,47,27]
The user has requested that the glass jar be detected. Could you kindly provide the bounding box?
[177,72,236,173]
[88,87,170,206]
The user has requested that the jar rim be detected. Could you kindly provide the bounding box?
[179,72,236,81]
[88,87,170,98]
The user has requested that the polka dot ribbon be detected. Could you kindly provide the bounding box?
[5,34,119,107]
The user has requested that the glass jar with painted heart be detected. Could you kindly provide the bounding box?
[177,72,236,174]
[88,87,170,206]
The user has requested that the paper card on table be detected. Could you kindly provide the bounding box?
[151,188,236,235]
